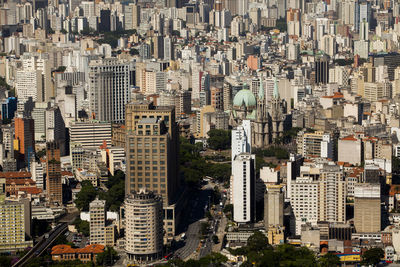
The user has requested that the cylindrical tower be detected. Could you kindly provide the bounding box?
[125,189,163,263]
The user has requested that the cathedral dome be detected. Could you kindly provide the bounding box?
[233,89,256,108]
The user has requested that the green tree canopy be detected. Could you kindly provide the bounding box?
[247,231,270,252]
[74,180,97,211]
[207,129,231,150]
[96,246,119,266]
[361,247,384,266]
[318,253,340,267]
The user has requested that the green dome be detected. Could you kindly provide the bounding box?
[233,89,257,108]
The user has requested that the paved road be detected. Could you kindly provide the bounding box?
[13,223,67,267]
[174,186,213,260]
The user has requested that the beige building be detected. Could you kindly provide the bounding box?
[90,198,106,245]
[338,135,363,165]
[319,165,346,223]
[125,100,181,241]
[354,183,381,233]
[125,190,163,263]
[297,131,333,159]
[0,197,32,252]
[89,198,116,246]
[264,185,284,229]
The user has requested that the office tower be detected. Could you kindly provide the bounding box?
[315,54,329,84]
[163,35,173,61]
[210,87,223,110]
[291,176,319,235]
[124,3,140,30]
[264,185,284,229]
[88,58,135,123]
[237,0,248,16]
[125,100,179,240]
[319,165,346,223]
[232,153,256,223]
[152,34,164,59]
[90,198,106,245]
[15,70,43,103]
[14,116,35,168]
[31,160,44,189]
[231,120,251,162]
[360,19,368,41]
[46,142,62,206]
[354,183,381,233]
[69,121,112,150]
[1,97,17,121]
[46,105,66,156]
[125,189,163,263]
[125,118,172,199]
[31,102,48,142]
[100,10,111,32]
[296,131,333,159]
[0,198,32,252]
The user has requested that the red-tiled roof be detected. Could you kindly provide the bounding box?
[17,187,42,194]
[340,135,358,141]
[52,244,104,255]
[6,178,35,186]
[0,172,31,179]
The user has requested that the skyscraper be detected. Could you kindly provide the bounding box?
[14,116,35,168]
[125,189,163,263]
[231,120,251,162]
[232,153,256,223]
[354,183,381,233]
[264,185,284,230]
[315,54,330,84]
[90,198,106,245]
[88,58,135,123]
[125,100,180,240]
[46,141,62,206]
[124,3,140,30]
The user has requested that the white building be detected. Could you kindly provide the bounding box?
[232,153,256,224]
[231,120,251,162]
[291,176,319,235]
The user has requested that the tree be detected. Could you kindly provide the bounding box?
[200,222,210,237]
[212,235,219,244]
[318,253,340,267]
[74,180,97,211]
[73,218,90,236]
[0,256,11,267]
[247,231,270,252]
[361,247,384,266]
[207,129,231,150]
[96,246,119,266]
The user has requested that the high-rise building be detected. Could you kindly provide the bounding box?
[315,54,330,84]
[14,116,35,168]
[296,131,333,159]
[319,165,346,223]
[125,100,180,240]
[99,9,111,32]
[0,197,32,252]
[231,120,251,162]
[125,189,163,263]
[45,105,66,156]
[46,142,62,206]
[124,3,140,30]
[291,176,319,235]
[264,185,284,229]
[354,183,381,233]
[232,153,256,223]
[90,198,106,245]
[69,121,112,150]
[88,58,135,123]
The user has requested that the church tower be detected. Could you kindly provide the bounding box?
[270,77,286,142]
[253,75,270,148]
